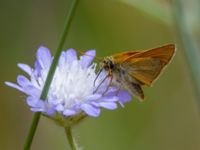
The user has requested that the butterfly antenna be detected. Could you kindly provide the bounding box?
[93,72,109,94]
[93,68,103,87]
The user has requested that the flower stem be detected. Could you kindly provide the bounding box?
[23,112,41,150]
[65,127,77,150]
[23,0,80,150]
[172,0,200,111]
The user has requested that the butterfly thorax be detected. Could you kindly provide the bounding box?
[101,56,144,100]
[101,56,127,84]
[101,56,116,71]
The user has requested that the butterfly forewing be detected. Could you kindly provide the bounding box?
[128,57,166,86]
[112,51,141,62]
[114,44,175,87]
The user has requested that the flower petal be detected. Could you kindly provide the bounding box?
[16,75,41,97]
[46,108,55,116]
[58,51,67,67]
[25,87,41,97]
[36,46,52,69]
[66,49,77,64]
[26,96,44,108]
[118,90,132,107]
[85,94,102,101]
[99,102,117,110]
[55,104,64,111]
[81,104,100,117]
[17,75,31,87]
[33,60,42,77]
[80,50,96,68]
[5,81,24,92]
[63,109,76,116]
[30,107,45,112]
[18,63,32,75]
[100,95,118,102]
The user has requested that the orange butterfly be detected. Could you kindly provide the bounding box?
[98,44,176,101]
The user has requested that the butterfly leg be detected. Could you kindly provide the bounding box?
[102,75,113,96]
[115,84,122,96]
[102,70,113,95]
[93,73,109,94]
[93,68,103,88]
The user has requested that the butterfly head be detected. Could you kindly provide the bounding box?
[100,57,115,71]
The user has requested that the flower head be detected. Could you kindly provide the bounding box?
[5,46,131,117]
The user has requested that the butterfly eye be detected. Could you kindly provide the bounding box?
[109,62,114,69]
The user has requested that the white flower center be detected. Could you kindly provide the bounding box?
[40,59,97,109]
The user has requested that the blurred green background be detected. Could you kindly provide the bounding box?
[1,0,200,150]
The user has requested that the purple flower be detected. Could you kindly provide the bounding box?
[5,46,132,117]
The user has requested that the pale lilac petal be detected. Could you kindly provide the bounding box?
[5,82,24,92]
[66,49,77,64]
[36,46,52,69]
[91,102,99,107]
[46,109,55,116]
[26,97,44,108]
[99,102,117,110]
[16,75,41,97]
[55,104,64,111]
[30,74,40,88]
[80,50,96,68]
[30,108,45,112]
[118,90,132,107]
[17,75,31,87]
[63,109,76,116]
[85,94,102,101]
[58,51,67,67]
[24,87,41,97]
[100,96,118,102]
[81,104,100,117]
[18,63,32,75]
[34,60,42,76]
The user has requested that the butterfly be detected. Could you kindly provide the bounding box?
[97,44,176,101]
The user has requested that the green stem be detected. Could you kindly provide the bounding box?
[65,127,77,150]
[23,0,80,149]
[23,112,41,150]
[172,1,200,108]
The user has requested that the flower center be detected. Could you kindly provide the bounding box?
[47,60,97,108]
